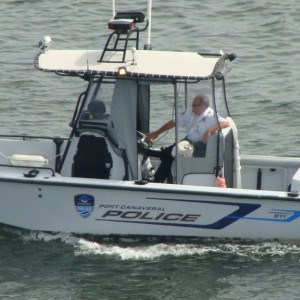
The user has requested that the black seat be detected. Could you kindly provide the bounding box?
[88,101,107,119]
[72,135,113,179]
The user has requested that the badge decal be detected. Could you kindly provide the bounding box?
[74,194,95,218]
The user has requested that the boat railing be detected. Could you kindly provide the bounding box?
[0,134,66,142]
[0,135,66,173]
[0,163,56,177]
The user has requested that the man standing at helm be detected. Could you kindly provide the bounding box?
[145,94,229,183]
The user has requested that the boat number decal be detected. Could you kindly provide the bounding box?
[238,209,300,223]
[74,194,95,218]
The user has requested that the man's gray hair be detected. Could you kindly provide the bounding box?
[195,94,209,108]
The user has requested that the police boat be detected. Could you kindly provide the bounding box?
[1,5,300,241]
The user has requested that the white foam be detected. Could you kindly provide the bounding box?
[73,239,300,260]
[21,230,77,244]
[73,239,210,260]
[9,228,300,261]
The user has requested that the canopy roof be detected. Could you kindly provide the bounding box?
[35,49,225,81]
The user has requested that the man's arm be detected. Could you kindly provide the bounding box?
[145,120,175,142]
[203,120,229,144]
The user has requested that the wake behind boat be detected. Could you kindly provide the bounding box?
[1,4,300,241]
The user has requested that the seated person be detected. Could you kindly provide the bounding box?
[145,94,229,183]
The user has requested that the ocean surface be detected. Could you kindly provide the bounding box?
[1,0,300,299]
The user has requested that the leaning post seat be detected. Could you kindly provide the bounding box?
[173,127,233,187]
[72,135,113,179]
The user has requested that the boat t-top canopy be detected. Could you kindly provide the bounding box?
[35,8,236,82]
[35,49,231,81]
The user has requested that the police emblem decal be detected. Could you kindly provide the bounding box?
[74,194,95,218]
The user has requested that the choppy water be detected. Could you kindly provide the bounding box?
[2,228,300,300]
[1,0,300,299]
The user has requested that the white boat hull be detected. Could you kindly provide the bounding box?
[1,169,300,240]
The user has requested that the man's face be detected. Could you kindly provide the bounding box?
[192,98,205,115]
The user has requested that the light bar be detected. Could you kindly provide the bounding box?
[108,19,135,31]
[114,11,145,23]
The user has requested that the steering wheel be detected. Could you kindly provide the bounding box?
[137,131,152,150]
[137,131,162,158]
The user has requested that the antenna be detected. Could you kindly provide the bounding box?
[86,51,89,71]
[131,47,137,65]
[112,0,116,18]
[145,0,153,49]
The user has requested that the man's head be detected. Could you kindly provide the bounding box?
[192,94,209,115]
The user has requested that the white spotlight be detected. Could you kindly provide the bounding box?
[38,36,52,52]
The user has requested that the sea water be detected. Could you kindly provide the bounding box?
[1,0,300,299]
